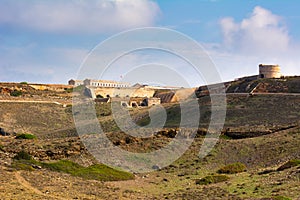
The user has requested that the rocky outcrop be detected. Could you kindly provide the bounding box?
[0,128,12,136]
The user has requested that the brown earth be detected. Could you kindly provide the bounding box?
[0,85,299,199]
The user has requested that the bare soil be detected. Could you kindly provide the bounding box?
[0,90,299,199]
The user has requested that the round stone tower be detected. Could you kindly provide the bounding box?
[259,64,281,78]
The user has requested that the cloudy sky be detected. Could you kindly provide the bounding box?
[0,0,299,86]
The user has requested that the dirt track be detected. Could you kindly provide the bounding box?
[14,171,67,200]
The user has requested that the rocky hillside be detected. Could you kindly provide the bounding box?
[196,76,300,97]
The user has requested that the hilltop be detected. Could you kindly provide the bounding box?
[196,76,300,97]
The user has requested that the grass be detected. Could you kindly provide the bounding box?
[11,161,35,171]
[219,134,233,140]
[217,162,247,174]
[11,158,134,182]
[95,102,112,117]
[64,87,73,93]
[195,174,230,185]
[72,85,85,93]
[0,144,4,151]
[13,151,33,160]
[273,196,292,200]
[15,133,37,139]
[12,151,35,170]
[41,160,134,181]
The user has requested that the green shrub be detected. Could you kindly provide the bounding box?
[11,161,34,171]
[41,160,134,181]
[195,174,230,185]
[73,85,85,92]
[11,159,134,181]
[64,87,73,93]
[74,164,134,181]
[217,162,247,174]
[219,134,233,140]
[13,151,32,160]
[273,196,292,200]
[277,159,300,171]
[20,82,28,84]
[95,103,112,117]
[10,90,22,97]
[16,133,37,139]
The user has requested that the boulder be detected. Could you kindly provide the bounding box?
[0,128,10,136]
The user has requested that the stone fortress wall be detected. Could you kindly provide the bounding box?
[92,87,156,98]
[68,79,130,88]
[259,64,281,79]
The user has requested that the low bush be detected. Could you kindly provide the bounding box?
[11,161,35,171]
[217,162,247,174]
[16,133,37,139]
[195,174,230,185]
[11,159,134,181]
[273,196,292,200]
[13,151,32,160]
[41,160,134,181]
[10,90,22,97]
[64,87,73,93]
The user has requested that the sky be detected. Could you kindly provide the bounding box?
[0,0,299,86]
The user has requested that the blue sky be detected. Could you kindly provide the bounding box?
[0,0,299,86]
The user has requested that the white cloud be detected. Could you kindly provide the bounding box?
[210,6,299,81]
[0,0,160,34]
[0,43,89,83]
[220,6,289,55]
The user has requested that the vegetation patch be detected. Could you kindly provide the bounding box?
[12,151,35,170]
[277,159,300,171]
[0,144,4,152]
[73,85,85,92]
[273,196,292,200]
[195,174,230,185]
[11,159,134,182]
[13,150,33,160]
[16,133,37,139]
[10,90,22,97]
[11,161,35,171]
[64,87,73,93]
[42,160,134,181]
[217,162,247,174]
[95,102,112,117]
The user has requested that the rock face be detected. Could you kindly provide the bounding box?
[0,136,87,162]
[0,87,12,95]
[0,128,10,136]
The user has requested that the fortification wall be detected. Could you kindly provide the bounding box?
[93,87,155,98]
[154,88,195,103]
[29,84,72,91]
[259,64,281,78]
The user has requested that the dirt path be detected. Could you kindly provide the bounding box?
[14,171,67,200]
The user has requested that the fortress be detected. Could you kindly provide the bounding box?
[259,64,281,79]
[68,79,130,88]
